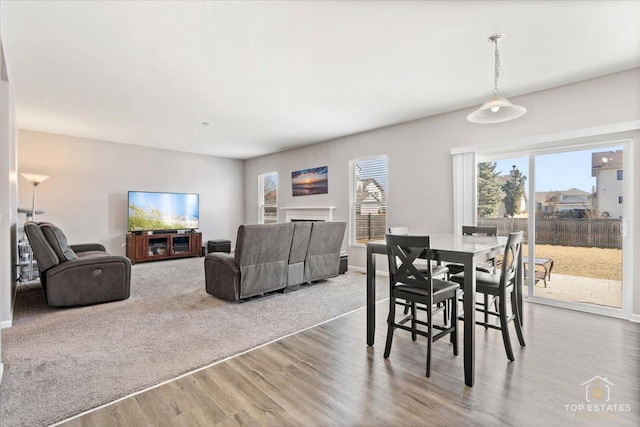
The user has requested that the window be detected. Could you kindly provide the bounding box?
[618,196,623,204]
[259,172,278,224]
[350,155,387,245]
[617,169,623,180]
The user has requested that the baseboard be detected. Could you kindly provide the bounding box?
[0,319,12,329]
[630,314,640,323]
[349,266,389,277]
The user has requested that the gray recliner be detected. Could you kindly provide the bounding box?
[24,221,131,307]
[204,221,347,302]
[205,223,295,301]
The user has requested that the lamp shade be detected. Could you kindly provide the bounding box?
[467,95,527,124]
[21,173,50,184]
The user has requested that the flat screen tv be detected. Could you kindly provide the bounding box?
[128,191,199,232]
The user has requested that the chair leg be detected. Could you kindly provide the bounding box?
[426,308,433,377]
[511,290,526,347]
[483,293,489,328]
[411,302,417,341]
[451,295,458,356]
[384,296,396,359]
[443,300,448,325]
[498,293,515,361]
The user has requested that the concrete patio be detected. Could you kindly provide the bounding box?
[531,273,622,309]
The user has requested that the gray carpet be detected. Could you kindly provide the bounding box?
[0,258,388,427]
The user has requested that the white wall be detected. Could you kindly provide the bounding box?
[244,68,640,315]
[18,131,245,255]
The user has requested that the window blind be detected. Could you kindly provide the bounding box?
[351,155,388,244]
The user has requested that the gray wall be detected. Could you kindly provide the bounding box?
[18,131,245,256]
[244,68,640,315]
[0,35,19,381]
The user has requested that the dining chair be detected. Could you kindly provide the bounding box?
[446,225,498,278]
[446,225,498,325]
[450,231,526,361]
[388,227,448,278]
[384,234,459,376]
[388,226,449,317]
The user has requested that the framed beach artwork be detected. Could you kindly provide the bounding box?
[292,166,328,196]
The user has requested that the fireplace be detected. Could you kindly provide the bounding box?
[280,207,335,222]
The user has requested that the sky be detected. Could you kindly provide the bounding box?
[491,145,623,194]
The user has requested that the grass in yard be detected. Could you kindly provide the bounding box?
[523,244,622,281]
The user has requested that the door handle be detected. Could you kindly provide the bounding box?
[620,219,629,238]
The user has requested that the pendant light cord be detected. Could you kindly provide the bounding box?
[493,39,502,96]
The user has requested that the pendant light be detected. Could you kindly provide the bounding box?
[467,33,526,124]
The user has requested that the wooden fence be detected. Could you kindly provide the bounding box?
[477,218,622,249]
[356,214,387,242]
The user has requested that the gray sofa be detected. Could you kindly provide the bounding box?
[204,221,347,301]
[24,221,131,307]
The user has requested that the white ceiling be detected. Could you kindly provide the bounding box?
[1,1,640,159]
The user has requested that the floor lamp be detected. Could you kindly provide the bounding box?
[21,173,49,219]
[20,173,49,281]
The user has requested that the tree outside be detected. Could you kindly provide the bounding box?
[502,167,527,217]
[477,162,502,218]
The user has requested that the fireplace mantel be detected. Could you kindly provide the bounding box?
[280,206,335,222]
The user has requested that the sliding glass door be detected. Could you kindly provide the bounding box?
[478,142,627,313]
[531,146,624,309]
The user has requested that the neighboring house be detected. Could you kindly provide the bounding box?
[592,150,623,218]
[535,188,592,216]
[356,178,385,214]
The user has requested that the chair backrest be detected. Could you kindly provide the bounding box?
[288,222,312,264]
[462,225,498,236]
[24,221,81,273]
[385,234,433,294]
[304,221,347,282]
[24,221,61,272]
[499,231,523,288]
[388,226,409,235]
[235,223,294,266]
[234,223,295,297]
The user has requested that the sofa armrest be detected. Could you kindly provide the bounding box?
[44,256,131,307]
[69,243,107,253]
[204,253,241,301]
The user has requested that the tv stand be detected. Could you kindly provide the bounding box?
[126,232,202,265]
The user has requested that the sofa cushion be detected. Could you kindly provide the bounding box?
[41,223,79,262]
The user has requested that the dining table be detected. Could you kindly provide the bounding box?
[366,234,523,387]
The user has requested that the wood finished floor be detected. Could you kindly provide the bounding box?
[62,301,640,427]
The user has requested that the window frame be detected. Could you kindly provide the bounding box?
[349,154,388,246]
[258,172,278,224]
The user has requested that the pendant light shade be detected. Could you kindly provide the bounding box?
[467,33,526,124]
[467,95,527,124]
